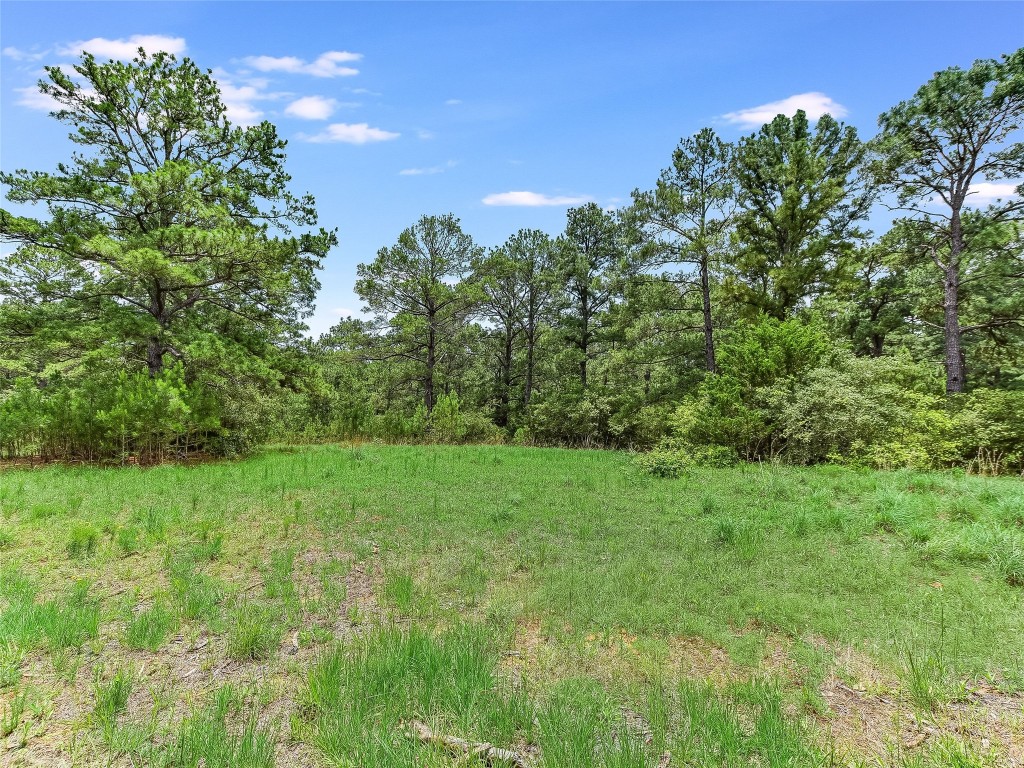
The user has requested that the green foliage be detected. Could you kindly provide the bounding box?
[0,49,335,461]
[635,442,738,477]
[729,110,871,319]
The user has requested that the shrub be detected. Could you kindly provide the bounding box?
[636,442,738,478]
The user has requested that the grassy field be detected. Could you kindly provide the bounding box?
[0,444,1022,767]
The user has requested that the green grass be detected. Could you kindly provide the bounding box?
[123,599,179,651]
[1,444,1022,764]
[227,602,282,661]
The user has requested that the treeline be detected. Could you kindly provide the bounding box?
[1,49,1023,470]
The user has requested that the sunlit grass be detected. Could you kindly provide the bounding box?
[1,444,1022,765]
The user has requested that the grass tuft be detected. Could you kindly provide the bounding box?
[227,603,281,661]
[123,600,179,651]
[66,521,101,558]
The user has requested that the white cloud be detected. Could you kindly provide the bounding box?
[482,191,591,207]
[929,181,1022,209]
[285,95,337,120]
[722,92,848,128]
[350,87,380,96]
[302,122,400,144]
[58,34,187,60]
[966,182,1021,204]
[444,99,462,106]
[15,86,61,111]
[243,51,361,78]
[15,83,98,111]
[217,82,266,124]
[208,69,290,126]
[399,160,457,176]
[2,46,47,62]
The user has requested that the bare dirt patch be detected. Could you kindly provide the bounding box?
[2,543,383,767]
[818,644,1024,766]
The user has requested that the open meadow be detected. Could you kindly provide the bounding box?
[0,445,1022,767]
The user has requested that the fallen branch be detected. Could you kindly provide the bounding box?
[403,720,533,767]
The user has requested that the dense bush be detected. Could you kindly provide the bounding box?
[0,365,223,462]
[630,318,1023,475]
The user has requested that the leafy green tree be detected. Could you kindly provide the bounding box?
[630,128,734,372]
[556,203,627,390]
[0,49,334,457]
[0,50,334,379]
[871,48,1024,392]
[826,238,911,358]
[355,214,483,413]
[474,229,557,426]
[729,110,871,319]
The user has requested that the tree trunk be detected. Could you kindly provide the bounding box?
[870,333,884,358]
[425,321,436,412]
[523,329,535,408]
[147,281,167,377]
[496,327,514,427]
[700,254,717,373]
[146,336,164,377]
[579,295,589,390]
[944,212,965,394]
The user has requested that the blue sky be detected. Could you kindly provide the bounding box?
[2,1,1022,336]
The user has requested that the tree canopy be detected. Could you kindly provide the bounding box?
[0,49,335,458]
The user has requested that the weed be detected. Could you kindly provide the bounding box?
[0,643,24,688]
[945,498,979,524]
[789,510,811,538]
[28,502,62,521]
[1,688,26,738]
[227,603,281,661]
[168,686,276,768]
[66,521,101,558]
[990,542,1024,587]
[264,548,297,603]
[93,667,133,729]
[124,600,178,651]
[712,516,736,546]
[169,561,223,622]
[115,525,142,556]
[384,571,414,613]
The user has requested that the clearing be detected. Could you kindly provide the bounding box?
[1,444,1022,767]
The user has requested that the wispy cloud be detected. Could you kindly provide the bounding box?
[2,46,47,62]
[417,129,436,140]
[285,95,337,120]
[302,122,400,144]
[444,99,462,106]
[399,160,457,176]
[722,92,848,128]
[208,69,288,126]
[15,86,62,111]
[966,181,1021,204]
[482,191,590,207]
[243,51,361,78]
[58,34,186,60]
